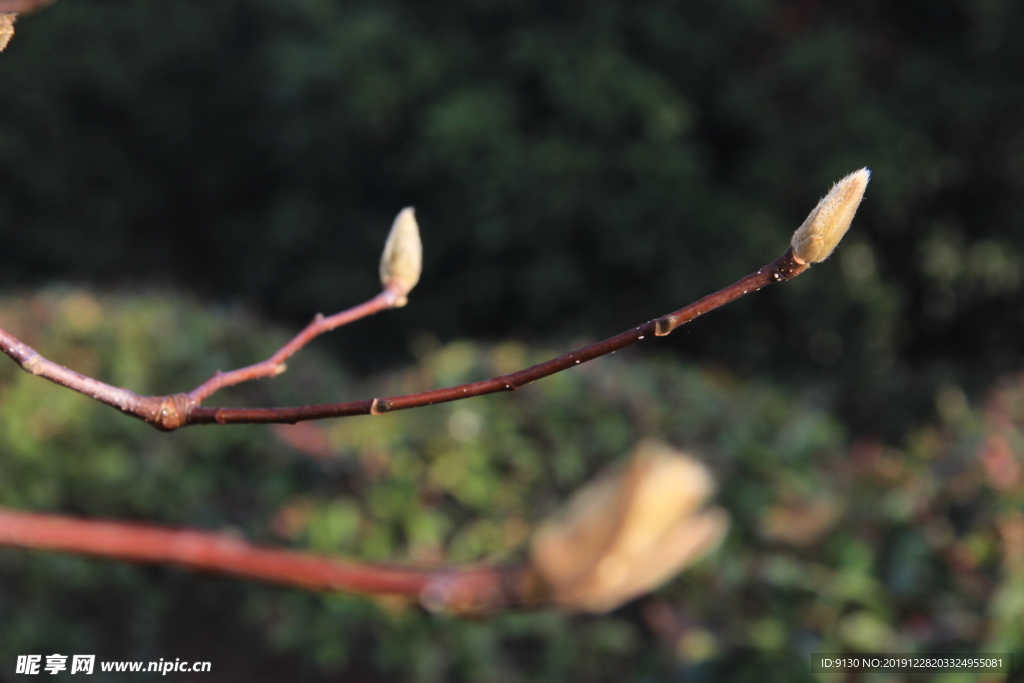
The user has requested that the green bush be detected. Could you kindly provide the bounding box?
[1,290,1021,681]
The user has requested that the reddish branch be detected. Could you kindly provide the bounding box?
[0,249,808,431]
[0,0,56,13]
[0,507,539,613]
[188,285,403,403]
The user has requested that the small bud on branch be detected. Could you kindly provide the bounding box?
[0,13,15,52]
[0,1,61,53]
[379,207,422,307]
[790,168,871,265]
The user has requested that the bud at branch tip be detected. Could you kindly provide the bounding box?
[379,207,422,307]
[791,168,870,265]
[0,14,16,52]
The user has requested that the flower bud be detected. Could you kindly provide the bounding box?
[0,14,15,52]
[530,440,729,612]
[791,168,871,264]
[379,207,422,307]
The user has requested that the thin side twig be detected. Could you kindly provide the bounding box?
[0,249,808,430]
[0,507,540,614]
[0,287,402,429]
[187,285,403,403]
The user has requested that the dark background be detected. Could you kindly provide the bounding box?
[3,0,1023,437]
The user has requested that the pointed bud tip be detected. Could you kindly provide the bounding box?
[791,168,870,264]
[0,14,16,52]
[379,207,422,301]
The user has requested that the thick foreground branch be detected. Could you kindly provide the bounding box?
[0,441,726,613]
[0,508,538,613]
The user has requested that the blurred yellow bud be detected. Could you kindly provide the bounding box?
[0,14,15,52]
[379,207,422,307]
[791,168,871,264]
[530,440,729,613]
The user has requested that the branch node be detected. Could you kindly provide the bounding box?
[420,570,507,616]
[774,249,808,281]
[654,315,678,337]
[153,393,192,432]
[22,353,43,375]
[369,398,392,415]
[273,363,287,376]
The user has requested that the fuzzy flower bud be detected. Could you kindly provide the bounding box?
[379,207,422,307]
[530,440,729,613]
[791,168,871,264]
[0,14,15,52]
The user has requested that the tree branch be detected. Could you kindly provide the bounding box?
[0,286,406,429]
[188,249,808,426]
[0,169,871,430]
[187,285,404,403]
[0,248,809,430]
[0,248,807,430]
[0,173,870,607]
[0,507,539,614]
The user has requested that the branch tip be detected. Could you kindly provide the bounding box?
[0,13,15,52]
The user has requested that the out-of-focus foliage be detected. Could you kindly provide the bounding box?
[0,290,1022,681]
[1,0,1023,434]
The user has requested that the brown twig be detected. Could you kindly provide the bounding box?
[187,285,403,403]
[0,507,539,613]
[188,249,807,426]
[0,249,808,431]
[0,287,403,429]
